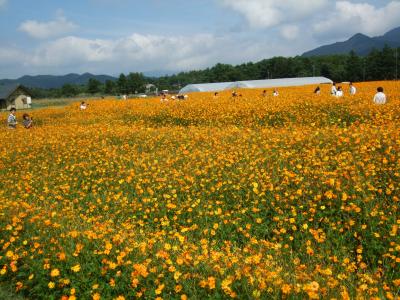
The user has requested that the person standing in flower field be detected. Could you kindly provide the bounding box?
[273,89,279,96]
[314,86,321,95]
[7,108,17,129]
[331,83,337,96]
[349,82,357,95]
[373,87,387,104]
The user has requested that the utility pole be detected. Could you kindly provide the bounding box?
[312,64,315,77]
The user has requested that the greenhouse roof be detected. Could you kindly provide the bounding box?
[227,77,333,89]
[179,82,234,93]
[179,77,333,94]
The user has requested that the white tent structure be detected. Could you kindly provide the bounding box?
[179,82,234,93]
[179,77,333,94]
[226,77,333,90]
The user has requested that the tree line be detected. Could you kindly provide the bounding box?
[29,45,399,99]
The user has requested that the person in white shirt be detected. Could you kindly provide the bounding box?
[373,87,387,104]
[273,89,279,96]
[336,86,344,97]
[80,101,88,110]
[160,93,168,103]
[331,83,337,96]
[7,108,17,129]
[349,82,356,95]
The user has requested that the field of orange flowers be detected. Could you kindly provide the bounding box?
[0,81,399,299]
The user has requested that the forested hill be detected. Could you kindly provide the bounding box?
[303,27,400,57]
[0,73,116,89]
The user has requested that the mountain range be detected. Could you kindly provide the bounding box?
[0,73,116,89]
[302,27,400,57]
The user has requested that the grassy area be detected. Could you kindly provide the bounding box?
[31,97,96,109]
[31,95,147,109]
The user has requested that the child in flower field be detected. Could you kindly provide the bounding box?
[160,93,168,103]
[80,101,88,110]
[273,89,279,96]
[22,113,33,129]
[349,82,357,95]
[7,107,17,129]
[262,90,267,97]
[373,87,387,104]
[336,86,344,97]
[314,86,321,94]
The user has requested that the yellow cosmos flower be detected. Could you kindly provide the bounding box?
[71,264,81,272]
[50,268,60,277]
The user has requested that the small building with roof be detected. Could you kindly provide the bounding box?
[0,83,32,110]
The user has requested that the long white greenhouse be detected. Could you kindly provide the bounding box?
[179,82,234,93]
[179,77,333,94]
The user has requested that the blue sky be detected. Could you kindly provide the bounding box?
[0,0,399,78]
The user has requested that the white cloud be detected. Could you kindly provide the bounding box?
[0,47,26,66]
[280,25,300,40]
[219,0,328,29]
[19,13,78,39]
[314,1,400,38]
[0,31,310,77]
[28,34,221,71]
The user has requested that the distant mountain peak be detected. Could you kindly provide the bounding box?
[348,33,370,42]
[303,26,400,57]
[382,26,400,41]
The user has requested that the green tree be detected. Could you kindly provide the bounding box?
[209,63,239,82]
[380,45,396,80]
[366,49,382,80]
[61,84,79,97]
[104,80,116,95]
[346,50,363,82]
[127,72,146,94]
[396,47,400,80]
[320,63,332,79]
[117,73,128,94]
[87,78,102,94]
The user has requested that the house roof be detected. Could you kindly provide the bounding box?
[0,83,31,100]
